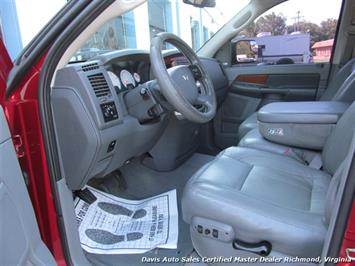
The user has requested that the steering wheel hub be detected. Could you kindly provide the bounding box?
[167,65,198,104]
[150,32,217,123]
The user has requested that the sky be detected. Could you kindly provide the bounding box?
[15,0,66,46]
[218,0,343,26]
[268,0,343,25]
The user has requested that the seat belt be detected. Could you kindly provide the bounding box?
[324,132,355,225]
[320,131,355,263]
[308,154,323,170]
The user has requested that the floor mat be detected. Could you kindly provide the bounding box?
[86,153,214,266]
[75,187,178,254]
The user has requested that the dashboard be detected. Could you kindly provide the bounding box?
[51,49,228,190]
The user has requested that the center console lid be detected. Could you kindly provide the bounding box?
[257,101,350,150]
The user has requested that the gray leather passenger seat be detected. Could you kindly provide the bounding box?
[238,57,355,140]
[182,102,355,260]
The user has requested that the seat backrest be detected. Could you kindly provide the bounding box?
[322,101,355,175]
[321,57,355,101]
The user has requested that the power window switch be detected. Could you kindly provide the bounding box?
[107,140,116,153]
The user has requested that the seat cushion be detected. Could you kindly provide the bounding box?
[239,128,320,164]
[238,112,257,139]
[182,146,331,258]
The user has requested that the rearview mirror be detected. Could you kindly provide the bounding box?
[183,0,216,8]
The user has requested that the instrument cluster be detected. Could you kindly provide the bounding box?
[107,69,142,94]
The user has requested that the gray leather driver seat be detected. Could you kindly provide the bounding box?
[238,57,355,139]
[182,102,355,260]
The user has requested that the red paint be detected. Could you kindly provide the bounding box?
[0,38,13,101]
[338,200,355,266]
[0,40,66,265]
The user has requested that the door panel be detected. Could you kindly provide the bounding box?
[0,107,56,266]
[231,73,320,100]
[214,63,330,148]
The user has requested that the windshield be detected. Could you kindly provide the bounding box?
[71,0,249,62]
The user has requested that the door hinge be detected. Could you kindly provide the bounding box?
[13,134,25,158]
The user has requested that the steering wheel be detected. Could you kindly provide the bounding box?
[150,32,217,123]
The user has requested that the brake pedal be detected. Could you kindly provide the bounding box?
[75,188,97,204]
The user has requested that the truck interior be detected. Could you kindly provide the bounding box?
[17,0,355,265]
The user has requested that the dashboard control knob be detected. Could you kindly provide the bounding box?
[140,88,148,95]
[140,87,150,100]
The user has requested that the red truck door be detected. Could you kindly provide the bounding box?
[0,38,56,265]
[0,38,12,101]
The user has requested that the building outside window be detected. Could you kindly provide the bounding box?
[191,19,200,51]
[73,11,137,61]
[203,26,209,43]
[148,0,173,49]
[148,0,172,39]
[116,12,137,50]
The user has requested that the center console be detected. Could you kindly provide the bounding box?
[257,101,350,150]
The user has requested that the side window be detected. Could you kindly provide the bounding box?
[233,0,342,65]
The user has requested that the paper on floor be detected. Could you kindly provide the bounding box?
[74,187,178,254]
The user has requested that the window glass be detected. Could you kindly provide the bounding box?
[148,0,172,37]
[148,0,173,49]
[0,0,66,60]
[234,0,342,65]
[72,0,250,62]
[191,19,200,51]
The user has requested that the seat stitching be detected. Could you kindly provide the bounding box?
[191,151,226,181]
[239,165,253,191]
[222,153,327,182]
[245,168,312,192]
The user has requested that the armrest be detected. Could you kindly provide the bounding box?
[257,101,349,124]
[257,101,350,150]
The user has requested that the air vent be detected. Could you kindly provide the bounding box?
[82,63,99,72]
[87,73,111,98]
